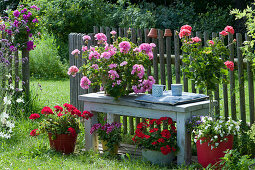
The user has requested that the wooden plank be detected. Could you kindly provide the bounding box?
[84,109,98,151]
[152,37,159,84]
[14,50,19,91]
[129,116,134,135]
[228,33,236,120]
[212,32,220,116]
[105,27,111,44]
[93,26,99,34]
[166,36,172,90]
[174,30,181,84]
[245,34,255,125]
[196,32,203,94]
[237,33,246,123]
[69,33,75,105]
[118,27,124,37]
[144,28,151,76]
[204,31,209,46]
[100,26,104,33]
[137,29,143,45]
[124,28,129,38]
[123,116,128,134]
[158,30,166,85]
[131,28,137,44]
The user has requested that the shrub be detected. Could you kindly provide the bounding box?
[30,33,68,79]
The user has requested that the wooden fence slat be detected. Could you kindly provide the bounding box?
[124,28,129,38]
[137,29,143,45]
[119,28,124,37]
[105,27,111,44]
[174,30,181,84]
[228,33,237,120]
[152,37,159,84]
[158,30,166,85]
[69,33,76,106]
[93,26,99,34]
[237,33,246,124]
[129,117,134,135]
[123,116,128,134]
[100,27,104,33]
[77,34,84,111]
[73,34,79,107]
[196,31,203,94]
[14,51,19,91]
[144,29,151,76]
[245,34,255,125]
[166,36,172,90]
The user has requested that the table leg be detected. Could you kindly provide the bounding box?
[176,112,191,165]
[84,111,98,151]
[107,113,118,123]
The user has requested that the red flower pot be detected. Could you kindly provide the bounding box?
[196,135,233,168]
[48,133,77,154]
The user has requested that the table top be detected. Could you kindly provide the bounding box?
[78,92,215,113]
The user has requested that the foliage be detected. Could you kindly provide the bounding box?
[28,104,93,138]
[231,2,255,63]
[219,149,255,169]
[0,0,19,15]
[180,25,233,92]
[71,33,155,99]
[90,122,122,154]
[30,33,68,79]
[132,117,178,155]
[187,116,241,149]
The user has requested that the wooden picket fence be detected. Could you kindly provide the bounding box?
[69,26,255,135]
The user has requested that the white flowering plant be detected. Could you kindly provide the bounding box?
[187,116,241,149]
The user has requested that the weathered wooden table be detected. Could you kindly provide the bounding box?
[79,92,213,165]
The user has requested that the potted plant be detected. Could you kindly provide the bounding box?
[180,25,235,114]
[90,122,122,155]
[187,116,241,168]
[132,117,178,165]
[69,31,156,99]
[29,103,93,154]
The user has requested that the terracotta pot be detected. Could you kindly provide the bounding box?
[196,135,233,168]
[148,28,158,38]
[164,29,172,37]
[101,140,119,155]
[48,133,77,154]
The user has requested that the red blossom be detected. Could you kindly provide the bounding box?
[30,129,39,136]
[135,129,145,138]
[67,127,76,137]
[180,25,192,31]
[54,105,63,112]
[151,141,157,145]
[132,135,137,142]
[171,125,177,133]
[149,119,157,125]
[220,30,228,36]
[179,29,191,39]
[149,128,159,133]
[144,135,151,139]
[81,111,94,120]
[157,138,165,143]
[224,61,234,71]
[137,122,148,129]
[29,113,40,119]
[57,113,63,117]
[41,106,53,115]
[224,26,235,35]
[161,129,171,139]
[172,147,176,152]
[160,145,171,155]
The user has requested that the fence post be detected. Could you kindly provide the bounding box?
[22,35,30,106]
[69,33,76,106]
[144,28,151,77]
[174,30,181,84]
[166,34,172,90]
[237,33,246,124]
[158,30,166,85]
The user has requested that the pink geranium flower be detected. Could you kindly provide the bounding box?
[95,33,107,43]
[89,51,100,60]
[108,70,119,80]
[119,41,131,53]
[82,46,88,52]
[220,30,228,36]
[208,40,214,46]
[120,61,128,66]
[224,61,234,71]
[80,76,91,89]
[110,30,117,35]
[109,63,117,69]
[83,35,91,41]
[179,29,191,39]
[131,64,145,79]
[67,66,79,77]
[91,64,99,70]
[191,37,201,43]
[224,26,235,35]
[71,49,80,56]
[101,52,111,59]
[180,25,192,31]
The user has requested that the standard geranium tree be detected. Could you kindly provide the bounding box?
[69,31,156,99]
[180,25,235,115]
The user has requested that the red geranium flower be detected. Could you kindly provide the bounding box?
[161,129,171,139]
[135,129,145,138]
[157,138,165,143]
[41,106,53,115]
[67,127,76,137]
[156,119,162,125]
[137,122,148,129]
[149,119,157,125]
[171,125,177,133]
[151,141,157,145]
[71,109,81,117]
[132,135,137,142]
[57,112,63,117]
[160,145,171,155]
[144,135,151,139]
[172,147,176,152]
[168,118,173,125]
[54,105,63,112]
[30,129,39,136]
[29,113,40,119]
[149,128,159,133]
[81,111,94,120]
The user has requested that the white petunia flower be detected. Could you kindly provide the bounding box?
[9,84,14,90]
[1,112,9,119]
[6,74,12,79]
[16,98,24,103]
[214,135,218,139]
[215,143,219,147]
[3,96,11,105]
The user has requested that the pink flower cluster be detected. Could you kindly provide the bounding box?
[67,66,79,77]
[95,33,107,44]
[131,64,145,79]
[220,26,235,36]
[91,64,99,70]
[71,49,80,56]
[208,40,214,46]
[109,63,117,69]
[108,70,119,80]
[110,30,117,35]
[224,61,234,71]
[132,76,155,93]
[80,76,91,89]
[101,51,111,59]
[119,41,131,53]
[139,43,155,60]
[83,35,91,41]
[191,37,201,43]
[120,61,128,66]
[89,51,100,60]
[179,25,192,39]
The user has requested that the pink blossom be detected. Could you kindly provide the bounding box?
[131,64,145,79]
[119,41,131,53]
[132,76,155,93]
[117,80,121,85]
[180,25,192,31]
[71,49,80,56]
[109,50,116,56]
[90,47,95,52]
[150,43,156,48]
[208,40,214,46]
[224,26,234,35]
[91,64,99,70]
[104,43,109,51]
[95,33,107,43]
[191,37,201,43]
[179,29,191,39]
[80,76,91,89]
[89,51,100,60]
[110,30,117,35]
[139,43,153,54]
[120,61,128,66]
[83,35,91,41]
[109,63,117,69]
[133,47,141,52]
[220,30,228,36]
[101,52,111,59]
[82,46,88,52]
[100,86,104,91]
[67,66,79,77]
[112,83,116,87]
[108,70,119,80]
[148,52,153,60]
[224,61,234,71]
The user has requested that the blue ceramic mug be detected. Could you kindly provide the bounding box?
[152,84,165,97]
[171,84,182,96]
